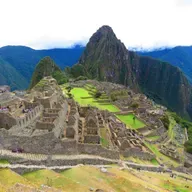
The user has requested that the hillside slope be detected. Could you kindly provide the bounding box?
[138,46,192,83]
[78,25,192,119]
[0,46,84,90]
[1,166,192,192]
[0,57,28,90]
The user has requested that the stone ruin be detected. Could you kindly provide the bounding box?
[0,77,68,149]
[83,110,100,144]
[160,144,182,162]
[0,85,10,93]
[107,114,155,160]
[66,100,79,140]
[0,79,187,166]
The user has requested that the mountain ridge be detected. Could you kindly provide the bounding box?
[138,46,192,83]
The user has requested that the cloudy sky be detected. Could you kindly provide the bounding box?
[0,0,192,49]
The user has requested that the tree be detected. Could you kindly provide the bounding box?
[94,91,102,98]
[131,102,139,109]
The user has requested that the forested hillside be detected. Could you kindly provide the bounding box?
[0,46,84,90]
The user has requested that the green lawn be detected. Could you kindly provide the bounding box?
[23,169,87,191]
[70,87,119,112]
[147,135,160,141]
[116,113,145,129]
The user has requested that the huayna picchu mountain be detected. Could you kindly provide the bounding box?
[78,25,192,119]
[29,56,67,89]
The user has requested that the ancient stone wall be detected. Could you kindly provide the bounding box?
[122,148,155,160]
[36,102,68,138]
[0,112,17,129]
[17,105,43,129]
[0,129,78,155]
[78,143,119,159]
[66,101,79,139]
[35,92,58,109]
[84,135,100,144]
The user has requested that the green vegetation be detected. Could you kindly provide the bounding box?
[110,89,128,101]
[74,75,87,81]
[70,64,85,78]
[94,90,102,98]
[116,113,145,129]
[0,45,83,90]
[160,114,170,129]
[144,142,179,167]
[130,102,139,109]
[0,168,34,189]
[77,25,192,121]
[0,57,28,90]
[23,169,87,191]
[52,71,68,85]
[29,56,67,89]
[167,114,176,141]
[61,166,158,192]
[0,160,9,165]
[69,87,119,112]
[151,158,159,165]
[100,128,109,148]
[0,166,191,191]
[168,112,192,153]
[146,135,160,141]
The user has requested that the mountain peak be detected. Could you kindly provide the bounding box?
[97,25,114,34]
[90,25,117,43]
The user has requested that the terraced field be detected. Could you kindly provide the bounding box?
[116,113,146,129]
[69,85,120,112]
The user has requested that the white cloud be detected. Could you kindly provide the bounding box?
[0,0,191,49]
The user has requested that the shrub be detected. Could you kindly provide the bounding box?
[171,112,181,124]
[94,91,102,98]
[67,93,73,98]
[160,114,170,129]
[52,71,68,85]
[66,86,73,93]
[74,76,87,81]
[110,93,117,101]
[130,102,139,109]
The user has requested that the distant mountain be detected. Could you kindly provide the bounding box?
[0,56,28,90]
[0,46,84,90]
[78,25,192,119]
[137,46,192,83]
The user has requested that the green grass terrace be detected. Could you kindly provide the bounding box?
[66,87,120,113]
[116,113,146,129]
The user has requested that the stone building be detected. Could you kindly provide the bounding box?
[84,110,100,144]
